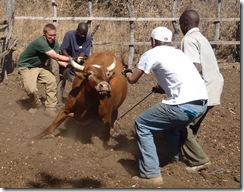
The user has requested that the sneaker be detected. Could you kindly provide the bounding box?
[44,108,58,117]
[132,176,163,185]
[185,162,211,173]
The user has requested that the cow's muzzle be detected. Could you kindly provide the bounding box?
[95,81,111,95]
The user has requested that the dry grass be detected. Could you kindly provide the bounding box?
[0,0,240,64]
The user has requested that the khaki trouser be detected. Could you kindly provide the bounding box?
[180,107,213,166]
[180,126,209,166]
[18,67,57,108]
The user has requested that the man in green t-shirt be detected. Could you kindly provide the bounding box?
[17,23,70,117]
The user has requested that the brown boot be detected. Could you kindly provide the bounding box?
[185,161,211,173]
[132,175,164,185]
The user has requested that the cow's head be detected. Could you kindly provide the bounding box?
[70,57,116,96]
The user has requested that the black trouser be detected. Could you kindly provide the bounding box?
[56,65,75,106]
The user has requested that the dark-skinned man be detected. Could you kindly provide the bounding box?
[57,22,92,107]
[172,9,224,172]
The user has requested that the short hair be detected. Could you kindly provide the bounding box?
[180,9,200,27]
[77,22,88,32]
[154,39,172,46]
[43,23,56,34]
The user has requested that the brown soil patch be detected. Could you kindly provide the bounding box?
[0,62,240,189]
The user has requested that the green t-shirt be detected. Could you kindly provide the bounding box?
[17,36,59,68]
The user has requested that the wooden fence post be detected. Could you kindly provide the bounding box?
[87,0,93,30]
[213,0,222,53]
[171,0,180,48]
[49,0,58,74]
[1,0,15,82]
[88,0,93,56]
[124,0,134,69]
[52,0,57,25]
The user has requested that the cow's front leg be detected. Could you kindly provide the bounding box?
[110,109,121,137]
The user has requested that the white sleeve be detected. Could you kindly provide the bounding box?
[136,52,153,74]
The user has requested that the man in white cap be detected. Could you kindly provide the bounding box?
[122,26,208,185]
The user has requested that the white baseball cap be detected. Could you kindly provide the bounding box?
[151,26,172,42]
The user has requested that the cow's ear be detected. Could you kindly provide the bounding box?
[75,71,85,79]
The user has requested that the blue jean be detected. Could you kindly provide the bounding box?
[134,101,207,178]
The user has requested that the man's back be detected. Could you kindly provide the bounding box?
[138,45,208,105]
[181,28,224,105]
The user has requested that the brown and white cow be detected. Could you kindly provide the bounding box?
[32,52,128,143]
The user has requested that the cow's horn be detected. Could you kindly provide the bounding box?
[107,57,116,71]
[69,57,85,71]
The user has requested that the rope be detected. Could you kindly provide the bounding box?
[117,91,153,121]
[113,91,153,134]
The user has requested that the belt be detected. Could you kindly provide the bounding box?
[186,100,207,105]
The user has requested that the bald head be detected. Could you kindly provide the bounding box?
[179,9,200,35]
[76,22,88,38]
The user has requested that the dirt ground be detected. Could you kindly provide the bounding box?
[0,61,240,189]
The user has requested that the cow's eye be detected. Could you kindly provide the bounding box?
[107,72,115,80]
[106,72,112,78]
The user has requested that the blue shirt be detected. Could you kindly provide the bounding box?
[60,30,92,58]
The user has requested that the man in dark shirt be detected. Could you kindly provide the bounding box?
[57,22,92,107]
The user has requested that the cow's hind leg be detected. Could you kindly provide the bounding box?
[31,110,69,140]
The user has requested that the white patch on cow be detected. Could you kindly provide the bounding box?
[92,64,101,68]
